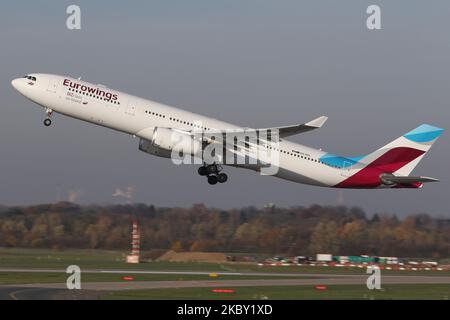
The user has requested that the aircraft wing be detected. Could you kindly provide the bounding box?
[196,115,328,140]
[261,115,328,138]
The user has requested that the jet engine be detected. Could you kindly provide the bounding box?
[138,127,202,159]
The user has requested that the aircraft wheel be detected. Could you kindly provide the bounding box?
[207,164,218,175]
[217,173,228,183]
[198,166,208,176]
[207,175,218,185]
[43,118,52,127]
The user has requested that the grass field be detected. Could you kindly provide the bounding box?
[1,248,449,276]
[102,284,450,300]
[1,248,449,300]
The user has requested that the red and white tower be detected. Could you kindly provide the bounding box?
[126,220,140,263]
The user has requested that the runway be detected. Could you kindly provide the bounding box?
[1,268,450,299]
[1,267,448,278]
[0,267,371,278]
[0,287,101,300]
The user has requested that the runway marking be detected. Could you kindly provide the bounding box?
[5,287,63,300]
[9,289,22,300]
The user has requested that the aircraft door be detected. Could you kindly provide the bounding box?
[126,99,137,116]
[340,161,352,177]
[47,77,59,93]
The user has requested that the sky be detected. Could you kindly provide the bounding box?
[0,1,449,216]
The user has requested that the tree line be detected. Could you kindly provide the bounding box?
[0,202,449,258]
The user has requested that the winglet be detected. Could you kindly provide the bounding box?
[306,116,328,128]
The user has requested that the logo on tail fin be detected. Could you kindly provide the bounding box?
[403,124,444,143]
[335,124,443,188]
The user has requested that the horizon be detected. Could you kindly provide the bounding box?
[1,200,448,219]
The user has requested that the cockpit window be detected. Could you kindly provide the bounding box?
[24,75,37,81]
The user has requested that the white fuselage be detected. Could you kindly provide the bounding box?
[11,73,348,187]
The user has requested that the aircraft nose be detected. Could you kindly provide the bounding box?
[11,78,19,90]
[11,78,28,94]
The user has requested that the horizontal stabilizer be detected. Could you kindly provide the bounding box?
[381,174,440,185]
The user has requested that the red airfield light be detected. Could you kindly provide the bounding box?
[315,285,327,290]
[122,276,134,281]
[211,289,235,293]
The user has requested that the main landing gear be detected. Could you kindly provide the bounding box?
[43,108,53,127]
[198,164,228,185]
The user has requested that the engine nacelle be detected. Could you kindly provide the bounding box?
[138,127,202,159]
[139,138,172,158]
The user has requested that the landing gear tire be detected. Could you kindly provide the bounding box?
[207,175,218,185]
[217,173,228,183]
[198,166,208,176]
[207,164,218,175]
[43,118,52,127]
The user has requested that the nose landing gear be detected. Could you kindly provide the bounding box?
[198,164,228,185]
[43,108,53,127]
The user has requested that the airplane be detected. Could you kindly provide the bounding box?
[11,73,444,188]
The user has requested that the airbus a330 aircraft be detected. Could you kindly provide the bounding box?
[11,73,443,188]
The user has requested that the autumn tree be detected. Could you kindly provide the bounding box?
[308,221,340,254]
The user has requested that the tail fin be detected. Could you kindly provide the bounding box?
[360,124,444,176]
